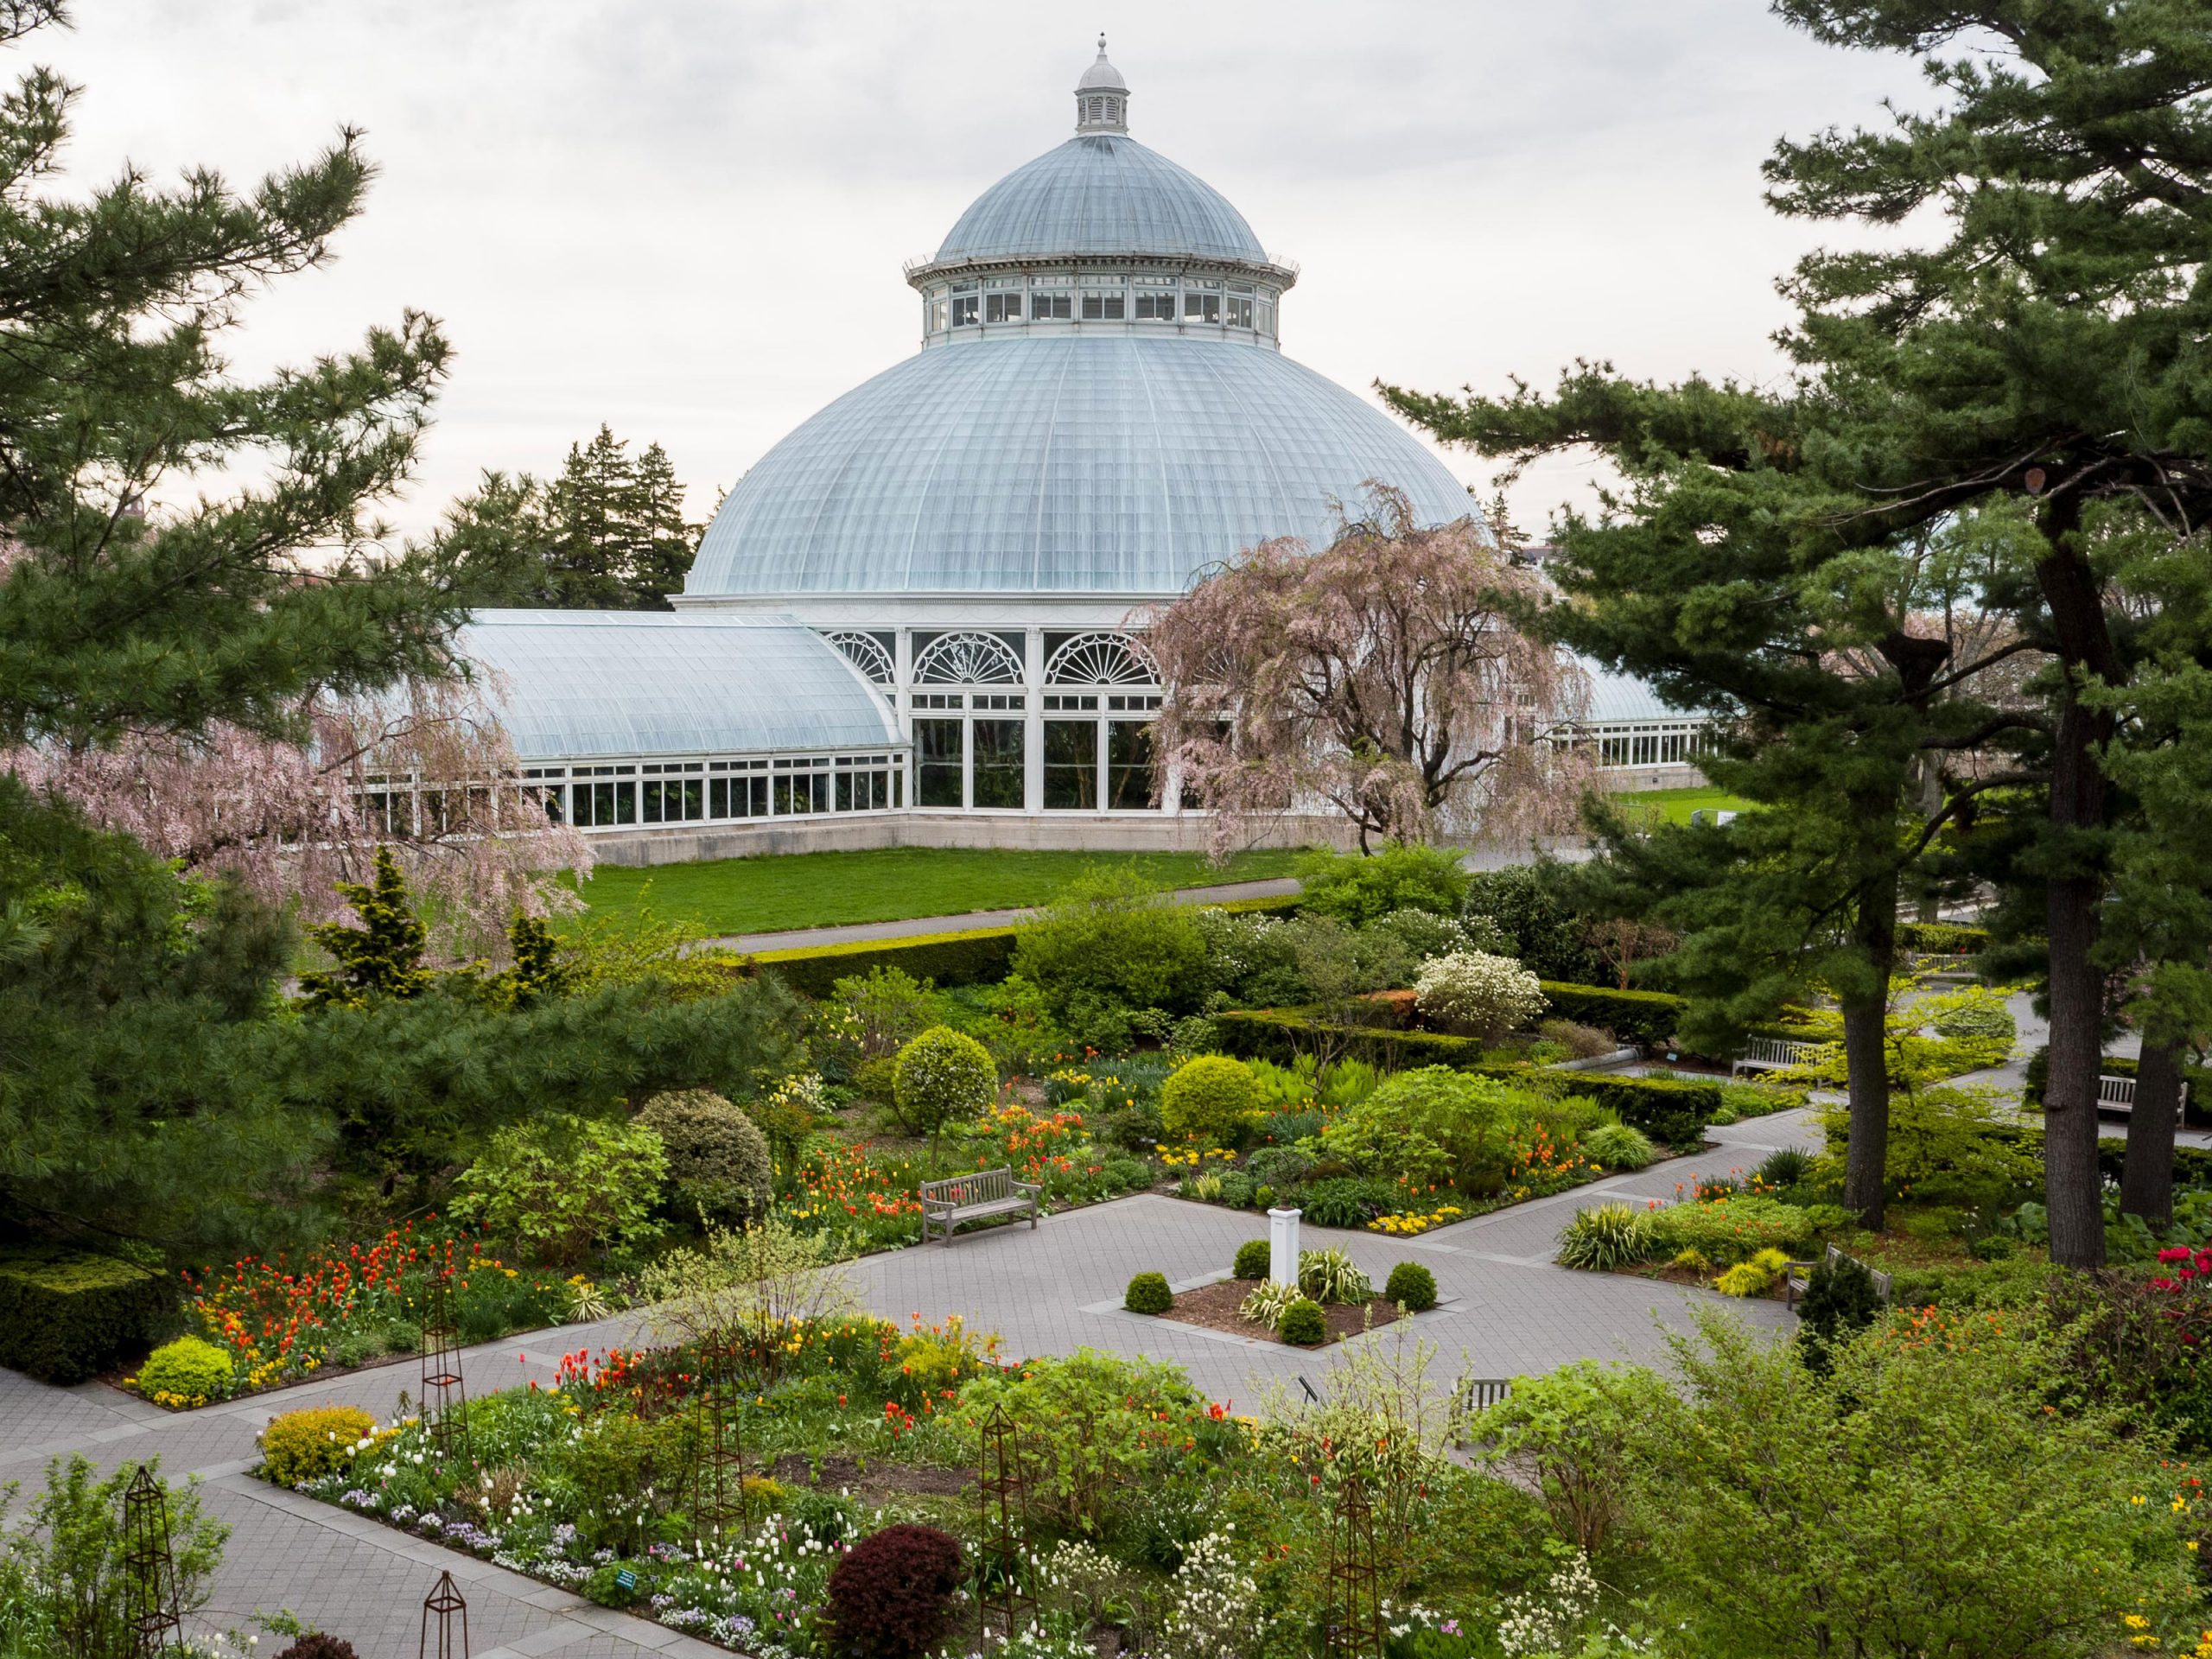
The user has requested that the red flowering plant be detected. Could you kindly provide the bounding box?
[177,1223,574,1397]
[2046,1252,2212,1452]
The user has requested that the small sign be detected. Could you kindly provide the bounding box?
[614,1569,636,1591]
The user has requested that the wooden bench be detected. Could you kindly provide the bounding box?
[1453,1376,1513,1415]
[1783,1243,1892,1310]
[1730,1036,1822,1078]
[918,1166,1040,1247]
[2096,1071,2190,1126]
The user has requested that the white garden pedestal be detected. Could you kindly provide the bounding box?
[1268,1206,1302,1287]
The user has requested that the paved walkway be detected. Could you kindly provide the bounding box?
[0,1107,1808,1658]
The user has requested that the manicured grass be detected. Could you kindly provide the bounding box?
[563,845,1303,938]
[1616,785,1754,826]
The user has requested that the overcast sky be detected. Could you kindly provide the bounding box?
[30,1,1928,539]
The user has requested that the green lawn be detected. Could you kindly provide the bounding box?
[1616,785,1755,826]
[563,846,1303,938]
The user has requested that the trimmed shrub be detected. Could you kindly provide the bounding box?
[1233,1239,1272,1280]
[1582,1122,1656,1171]
[275,1637,359,1659]
[1124,1272,1173,1314]
[1556,1204,1655,1271]
[1414,950,1548,1040]
[1385,1261,1438,1312]
[1560,1074,1718,1148]
[0,1250,175,1384]
[824,1522,963,1658]
[261,1406,377,1486]
[1898,920,1989,956]
[1535,981,1687,1048]
[638,1089,773,1225]
[1296,843,1470,925]
[1245,1145,1318,1189]
[1277,1297,1328,1346]
[758,925,1019,998]
[893,1026,997,1145]
[1160,1054,1258,1146]
[134,1335,234,1407]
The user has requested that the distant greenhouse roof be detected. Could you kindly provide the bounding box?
[1580,660,1709,724]
[461,611,903,761]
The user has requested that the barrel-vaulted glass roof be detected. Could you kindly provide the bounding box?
[684,335,1473,598]
[461,611,903,761]
[931,133,1270,267]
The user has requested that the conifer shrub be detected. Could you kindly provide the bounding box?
[134,1335,235,1407]
[1798,1253,1884,1375]
[260,1406,378,1486]
[1277,1297,1327,1346]
[638,1089,773,1224]
[1385,1261,1438,1312]
[1160,1054,1257,1146]
[1124,1271,1173,1314]
[823,1522,963,1657]
[1233,1238,1272,1279]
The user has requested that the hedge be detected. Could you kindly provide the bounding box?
[2021,1046,2212,1129]
[755,894,1301,999]
[1898,921,1990,957]
[1536,982,1685,1048]
[0,1250,178,1384]
[1208,1007,1719,1147]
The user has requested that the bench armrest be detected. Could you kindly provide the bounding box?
[1014,1179,1042,1200]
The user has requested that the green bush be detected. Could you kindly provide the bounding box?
[1011,868,1209,1046]
[1299,1176,1399,1228]
[1647,1196,1833,1266]
[0,1250,175,1384]
[1124,1271,1173,1313]
[260,1405,378,1485]
[1160,1054,1257,1145]
[1898,920,1989,956]
[1232,1239,1272,1279]
[1560,1073,1719,1148]
[1325,1065,1533,1192]
[1461,863,1606,983]
[756,925,1018,998]
[1536,981,1687,1048]
[450,1112,668,1268]
[1797,1254,1883,1374]
[892,1026,997,1147]
[1556,1203,1656,1270]
[1385,1261,1438,1311]
[1583,1122,1656,1171]
[1297,843,1471,925]
[1277,1296,1328,1345]
[1469,1357,1675,1554]
[637,1089,773,1225]
[1298,1246,1373,1304]
[134,1335,234,1406]
[1363,906,1471,963]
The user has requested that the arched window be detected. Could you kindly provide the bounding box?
[1045,632,1155,686]
[912,632,1024,685]
[823,630,893,685]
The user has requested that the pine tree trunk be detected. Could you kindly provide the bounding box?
[2120,1039,2183,1227]
[1840,869,1897,1231]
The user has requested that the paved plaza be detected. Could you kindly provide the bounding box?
[0,1107,1815,1659]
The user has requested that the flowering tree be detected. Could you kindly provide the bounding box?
[1142,485,1589,853]
[6,676,589,962]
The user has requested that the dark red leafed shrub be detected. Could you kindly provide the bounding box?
[276,1636,359,1659]
[825,1522,963,1657]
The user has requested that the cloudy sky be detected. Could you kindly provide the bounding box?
[30,1,1926,538]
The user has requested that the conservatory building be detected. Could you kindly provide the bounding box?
[470,44,1706,862]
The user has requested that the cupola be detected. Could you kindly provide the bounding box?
[1074,35,1128,134]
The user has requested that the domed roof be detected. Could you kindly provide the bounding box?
[931,133,1269,266]
[1076,36,1127,92]
[684,335,1472,599]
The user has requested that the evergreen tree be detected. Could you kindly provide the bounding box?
[1388,1,2212,1266]
[296,848,433,1009]
[496,911,574,1008]
[439,426,702,610]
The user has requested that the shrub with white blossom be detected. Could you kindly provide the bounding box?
[1414,950,1547,1041]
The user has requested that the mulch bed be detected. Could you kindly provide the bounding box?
[766,1451,970,1500]
[1154,1277,1406,1346]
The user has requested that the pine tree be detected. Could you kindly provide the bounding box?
[1388,0,2212,1267]
[496,911,574,1008]
[297,849,432,1009]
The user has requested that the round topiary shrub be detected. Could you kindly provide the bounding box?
[893,1026,997,1147]
[260,1405,378,1486]
[638,1089,775,1225]
[134,1335,234,1407]
[1232,1238,1272,1280]
[1160,1054,1257,1147]
[1124,1271,1173,1313]
[1384,1261,1438,1313]
[824,1522,963,1658]
[275,1636,359,1659]
[1277,1297,1327,1347]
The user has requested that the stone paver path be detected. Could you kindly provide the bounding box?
[0,1104,1810,1658]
